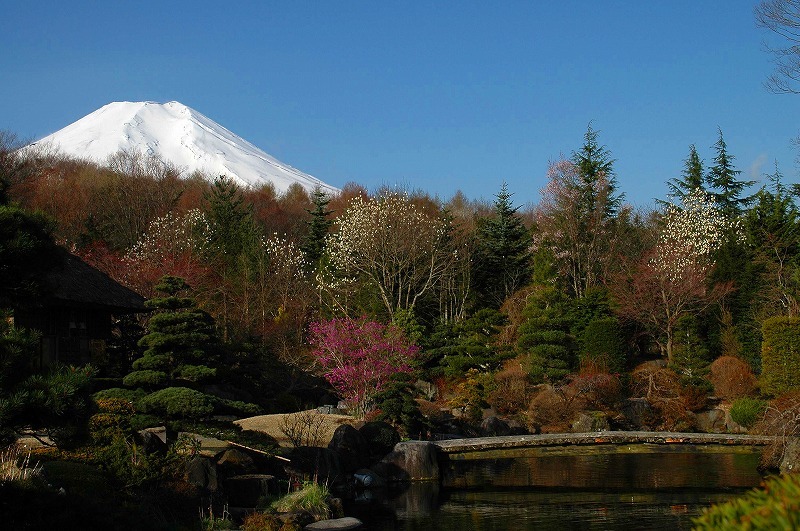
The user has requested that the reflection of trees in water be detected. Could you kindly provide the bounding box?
[442,450,763,490]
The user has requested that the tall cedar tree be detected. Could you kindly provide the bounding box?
[473,183,533,308]
[204,176,258,265]
[708,129,755,217]
[127,276,219,387]
[301,187,334,269]
[666,144,707,202]
[572,123,623,218]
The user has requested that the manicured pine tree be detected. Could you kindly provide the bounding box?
[517,286,576,383]
[707,129,755,217]
[125,276,219,388]
[473,183,533,308]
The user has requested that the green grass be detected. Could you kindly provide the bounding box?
[271,482,331,522]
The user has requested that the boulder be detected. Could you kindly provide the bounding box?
[135,427,168,454]
[185,455,217,491]
[305,517,363,530]
[621,398,652,429]
[571,412,610,433]
[481,416,511,436]
[695,409,727,433]
[285,447,342,485]
[781,438,800,474]
[328,425,371,472]
[216,448,256,477]
[372,441,439,482]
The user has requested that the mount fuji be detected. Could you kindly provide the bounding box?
[29,101,338,195]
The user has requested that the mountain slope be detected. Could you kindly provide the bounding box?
[30,101,338,195]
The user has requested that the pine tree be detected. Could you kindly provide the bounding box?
[300,186,334,269]
[473,183,533,308]
[571,123,623,218]
[125,276,219,388]
[666,144,707,202]
[204,175,258,264]
[708,129,755,217]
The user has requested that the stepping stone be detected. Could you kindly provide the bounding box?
[305,516,363,530]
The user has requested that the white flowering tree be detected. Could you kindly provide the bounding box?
[321,192,454,318]
[612,190,735,362]
[124,209,213,297]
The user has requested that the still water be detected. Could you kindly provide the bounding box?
[346,447,766,530]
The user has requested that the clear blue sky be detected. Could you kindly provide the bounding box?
[1,1,797,208]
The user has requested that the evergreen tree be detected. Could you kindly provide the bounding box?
[300,186,334,269]
[708,129,755,217]
[473,183,533,308]
[125,276,219,388]
[517,286,576,383]
[571,123,623,218]
[666,144,707,202]
[204,175,259,265]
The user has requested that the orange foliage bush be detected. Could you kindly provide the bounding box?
[489,357,533,414]
[708,356,758,400]
[528,386,579,433]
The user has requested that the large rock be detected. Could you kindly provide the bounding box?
[135,427,168,454]
[328,425,371,472]
[781,438,800,474]
[305,517,363,529]
[358,422,400,461]
[185,455,217,491]
[695,409,727,433]
[285,447,342,485]
[372,441,439,482]
[481,416,511,436]
[216,448,256,477]
[571,412,610,433]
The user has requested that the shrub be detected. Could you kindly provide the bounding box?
[489,357,534,415]
[374,373,429,439]
[753,391,800,469]
[693,473,800,529]
[359,421,400,457]
[122,370,167,389]
[92,388,146,403]
[448,368,494,423]
[709,356,758,400]
[271,482,331,522]
[729,397,768,429]
[137,387,214,419]
[279,411,326,448]
[240,512,282,531]
[213,398,261,418]
[528,385,578,433]
[581,317,626,373]
[566,368,623,412]
[761,316,800,396]
[630,364,697,431]
[175,364,216,382]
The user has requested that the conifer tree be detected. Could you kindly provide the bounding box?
[707,129,755,217]
[666,144,707,202]
[301,187,334,269]
[125,276,218,388]
[473,183,533,308]
[572,123,623,218]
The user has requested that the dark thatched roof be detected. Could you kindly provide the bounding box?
[39,247,146,312]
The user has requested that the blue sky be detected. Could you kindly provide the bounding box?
[1,1,797,208]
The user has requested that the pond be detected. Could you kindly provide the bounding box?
[344,446,766,530]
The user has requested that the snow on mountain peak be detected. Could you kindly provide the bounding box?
[30,101,338,195]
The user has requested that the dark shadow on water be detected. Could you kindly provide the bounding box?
[346,450,766,531]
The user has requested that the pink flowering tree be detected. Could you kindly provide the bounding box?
[309,317,419,417]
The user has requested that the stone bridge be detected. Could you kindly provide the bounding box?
[433,431,776,460]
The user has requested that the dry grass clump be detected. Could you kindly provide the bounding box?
[0,444,42,483]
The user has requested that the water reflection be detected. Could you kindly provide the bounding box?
[348,449,765,530]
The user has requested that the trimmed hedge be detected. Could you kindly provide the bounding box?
[761,317,800,396]
[122,370,168,389]
[581,317,626,373]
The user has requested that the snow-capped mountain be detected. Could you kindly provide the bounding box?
[29,101,338,195]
